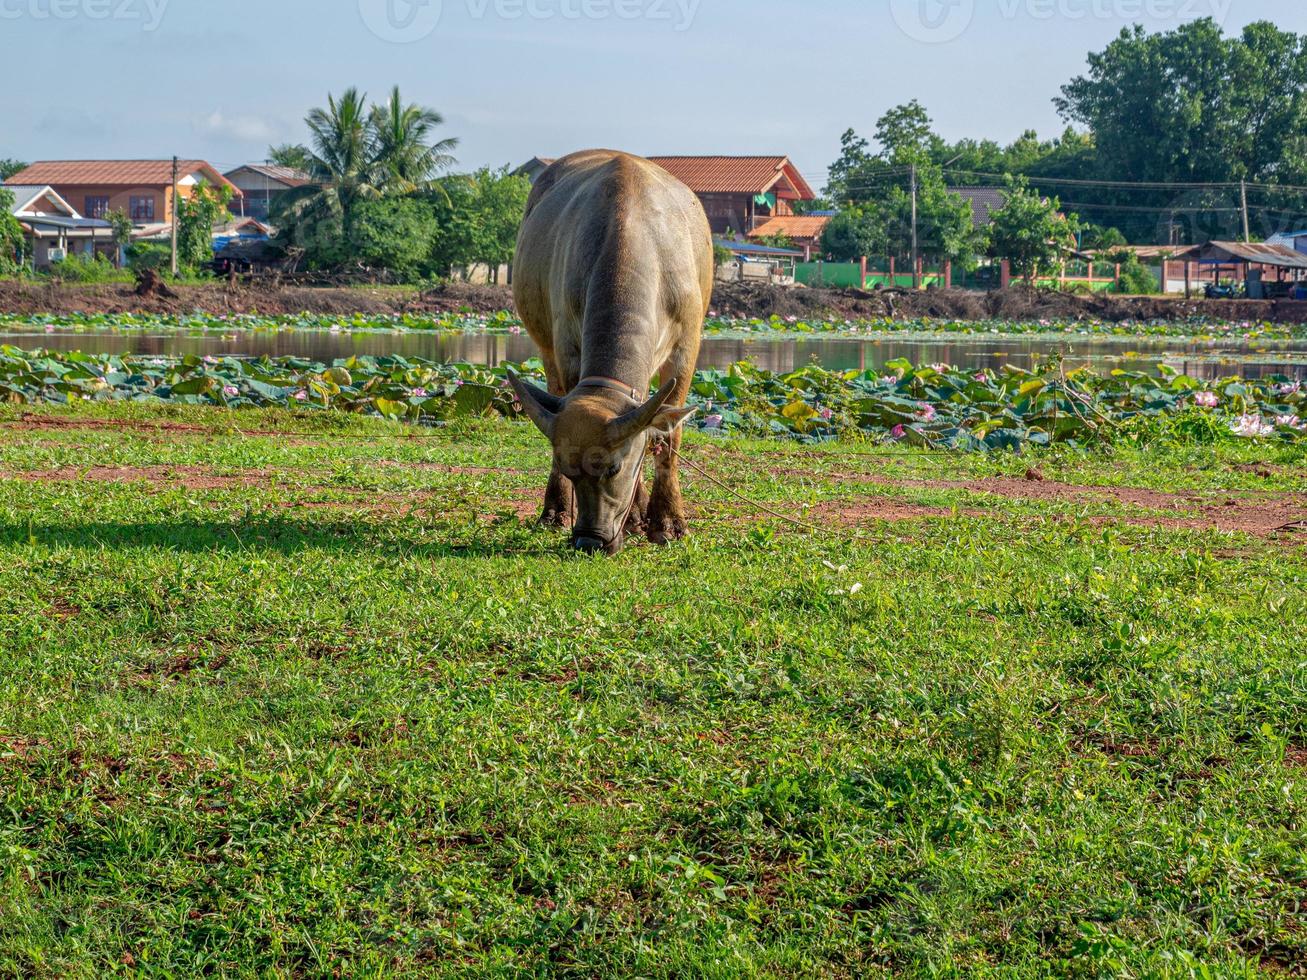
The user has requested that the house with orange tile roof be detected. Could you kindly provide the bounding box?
[645,157,816,237]
[4,160,240,228]
[515,155,817,237]
[746,213,834,261]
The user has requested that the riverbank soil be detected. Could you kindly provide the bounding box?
[4,278,1307,324]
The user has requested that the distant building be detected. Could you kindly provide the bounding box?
[3,184,113,268]
[224,164,313,221]
[5,160,239,228]
[746,214,833,261]
[514,154,817,237]
[950,186,1007,228]
[1265,229,1307,255]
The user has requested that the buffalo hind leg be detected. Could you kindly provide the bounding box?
[539,356,574,527]
[647,364,693,545]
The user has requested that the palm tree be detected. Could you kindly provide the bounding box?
[370,86,459,193]
[272,87,458,265]
[274,88,380,253]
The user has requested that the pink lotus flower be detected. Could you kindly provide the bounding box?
[703,414,724,430]
[929,363,950,374]
[293,390,308,402]
[203,355,218,365]
[916,403,937,421]
[1230,414,1274,438]
[1193,391,1219,408]
[222,385,239,397]
[44,325,55,333]
[819,407,834,420]
[974,371,990,384]
[890,424,906,439]
[508,325,523,335]
[411,387,428,398]
[1275,414,1303,429]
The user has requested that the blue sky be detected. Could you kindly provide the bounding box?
[3,0,1304,189]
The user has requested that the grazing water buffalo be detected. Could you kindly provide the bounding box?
[507,150,713,555]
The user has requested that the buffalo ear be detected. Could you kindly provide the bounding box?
[506,368,562,436]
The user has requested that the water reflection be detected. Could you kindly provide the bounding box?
[4,329,1305,381]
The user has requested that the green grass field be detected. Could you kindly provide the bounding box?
[0,403,1303,977]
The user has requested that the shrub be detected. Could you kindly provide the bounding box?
[126,242,172,272]
[45,253,127,283]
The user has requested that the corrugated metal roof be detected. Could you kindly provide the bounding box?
[226,164,313,187]
[7,160,238,192]
[716,238,804,257]
[1266,230,1307,247]
[747,215,832,241]
[1173,240,1307,269]
[647,156,815,198]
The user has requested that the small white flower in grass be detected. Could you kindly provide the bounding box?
[1230,414,1274,438]
[1193,391,1219,408]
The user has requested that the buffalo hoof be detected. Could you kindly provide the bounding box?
[539,507,571,528]
[646,516,688,546]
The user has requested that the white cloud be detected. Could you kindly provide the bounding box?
[196,111,276,144]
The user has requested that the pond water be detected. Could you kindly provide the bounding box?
[5,328,1307,381]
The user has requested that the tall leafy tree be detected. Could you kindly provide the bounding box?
[824,102,981,267]
[175,182,233,273]
[0,159,27,182]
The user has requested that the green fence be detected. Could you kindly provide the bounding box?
[796,262,948,290]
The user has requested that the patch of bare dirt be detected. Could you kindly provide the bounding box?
[2,465,275,490]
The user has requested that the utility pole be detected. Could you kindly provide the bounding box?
[1240,179,1251,243]
[910,162,919,289]
[170,155,180,277]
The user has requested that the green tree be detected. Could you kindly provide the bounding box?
[349,196,438,279]
[267,144,315,173]
[430,167,529,282]
[825,102,984,268]
[370,86,459,194]
[0,159,27,182]
[106,209,133,267]
[987,179,1080,286]
[273,87,458,270]
[1055,20,1307,240]
[0,188,26,274]
[174,182,233,274]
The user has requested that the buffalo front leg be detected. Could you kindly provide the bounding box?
[539,358,574,527]
[646,367,694,545]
